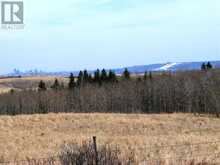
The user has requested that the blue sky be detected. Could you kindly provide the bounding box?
[0,0,219,74]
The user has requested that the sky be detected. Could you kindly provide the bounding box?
[0,0,219,74]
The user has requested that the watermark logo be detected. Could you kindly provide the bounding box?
[1,1,24,29]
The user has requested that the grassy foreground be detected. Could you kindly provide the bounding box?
[0,113,220,163]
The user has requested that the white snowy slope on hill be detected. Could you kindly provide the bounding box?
[154,63,181,71]
[3,61,220,77]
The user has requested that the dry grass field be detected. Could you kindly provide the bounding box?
[0,113,220,164]
[0,76,68,93]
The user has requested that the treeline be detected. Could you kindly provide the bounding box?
[0,64,220,116]
[38,69,120,91]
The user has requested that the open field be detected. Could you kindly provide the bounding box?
[0,76,68,93]
[0,113,220,163]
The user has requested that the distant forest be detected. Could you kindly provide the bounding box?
[0,62,220,116]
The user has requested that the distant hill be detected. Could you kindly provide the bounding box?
[4,60,220,77]
[114,61,220,74]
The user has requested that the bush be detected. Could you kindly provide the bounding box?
[59,141,136,165]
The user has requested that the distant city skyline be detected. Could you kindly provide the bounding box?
[0,0,219,74]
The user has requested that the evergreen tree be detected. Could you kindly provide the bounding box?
[144,71,148,80]
[201,63,207,71]
[68,73,76,89]
[94,69,101,84]
[38,80,47,91]
[123,68,130,80]
[77,71,83,86]
[101,69,108,82]
[83,70,89,83]
[206,62,213,70]
[51,78,60,91]
[149,71,153,80]
[108,70,117,82]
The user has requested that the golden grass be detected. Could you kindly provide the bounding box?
[0,113,220,163]
[0,76,60,83]
[0,84,12,94]
[0,76,68,93]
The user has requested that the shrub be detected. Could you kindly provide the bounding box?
[59,141,136,165]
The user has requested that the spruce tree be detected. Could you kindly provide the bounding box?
[101,69,108,82]
[68,73,75,89]
[38,80,47,91]
[206,62,213,70]
[149,71,153,80]
[94,69,101,84]
[201,63,207,71]
[108,70,117,82]
[51,78,60,91]
[77,71,83,86]
[83,70,89,83]
[144,71,148,80]
[123,68,130,80]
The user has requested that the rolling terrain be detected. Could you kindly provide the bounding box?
[4,60,220,77]
[0,68,219,164]
[0,76,68,94]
